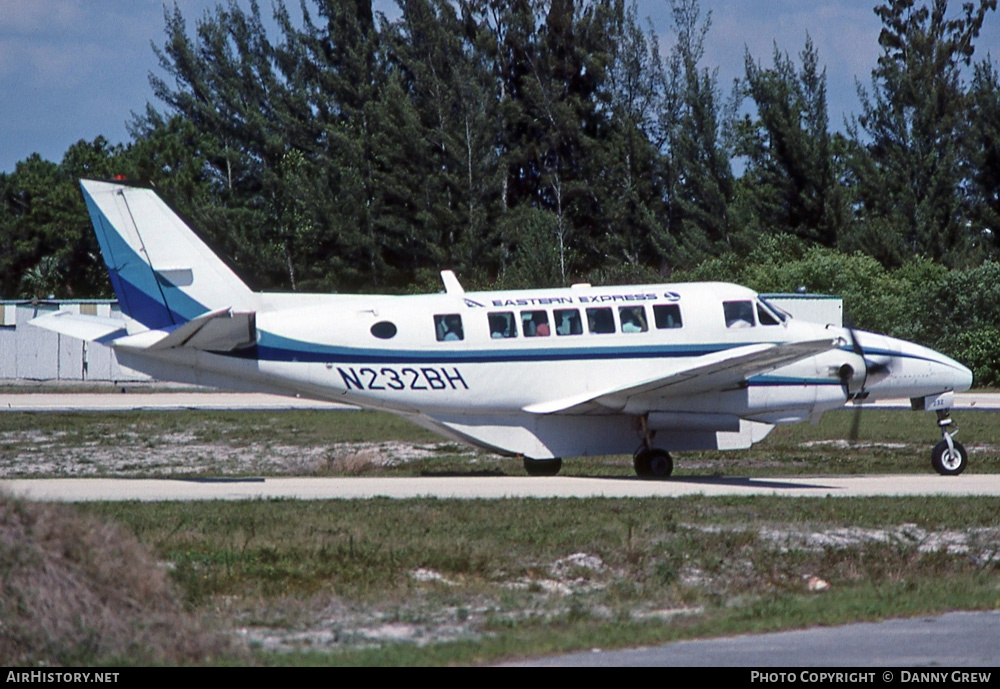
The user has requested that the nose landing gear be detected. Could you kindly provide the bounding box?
[931,409,967,476]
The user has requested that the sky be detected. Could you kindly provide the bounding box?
[1,0,998,173]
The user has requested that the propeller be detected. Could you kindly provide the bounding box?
[837,321,893,443]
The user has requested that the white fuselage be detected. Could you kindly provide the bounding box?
[119,281,972,459]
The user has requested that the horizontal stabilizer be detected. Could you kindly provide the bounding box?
[524,338,839,415]
[28,311,127,343]
[147,307,256,352]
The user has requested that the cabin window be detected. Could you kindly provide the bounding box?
[586,307,616,334]
[619,306,648,333]
[723,301,755,328]
[488,312,517,339]
[521,310,551,337]
[554,309,583,336]
[370,321,397,339]
[756,302,781,326]
[434,314,464,341]
[653,303,682,329]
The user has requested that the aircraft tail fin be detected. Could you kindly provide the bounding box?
[79,179,256,332]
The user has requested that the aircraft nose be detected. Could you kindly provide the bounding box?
[953,360,974,392]
[923,347,974,393]
[857,332,973,398]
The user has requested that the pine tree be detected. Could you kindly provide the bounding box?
[849,0,997,267]
[735,37,844,247]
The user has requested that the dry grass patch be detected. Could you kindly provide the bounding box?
[0,494,242,665]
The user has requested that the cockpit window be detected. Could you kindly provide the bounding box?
[434,314,464,341]
[756,302,781,326]
[723,301,755,328]
[488,312,517,339]
[759,297,790,322]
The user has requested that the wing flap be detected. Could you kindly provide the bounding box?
[524,338,838,415]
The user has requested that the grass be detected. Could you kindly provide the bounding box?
[74,496,1000,665]
[2,406,998,478]
[3,403,999,664]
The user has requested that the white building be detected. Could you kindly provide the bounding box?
[0,300,149,382]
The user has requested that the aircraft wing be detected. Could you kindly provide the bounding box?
[523,338,838,415]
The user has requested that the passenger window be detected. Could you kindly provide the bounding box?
[619,306,648,333]
[521,310,550,337]
[434,314,464,341]
[554,309,583,336]
[488,312,517,338]
[653,304,682,329]
[723,301,755,328]
[586,307,616,334]
[756,302,780,326]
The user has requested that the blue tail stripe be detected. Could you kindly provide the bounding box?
[82,184,208,329]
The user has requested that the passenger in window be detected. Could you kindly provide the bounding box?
[619,306,647,333]
[587,307,615,334]
[445,315,464,340]
[554,309,582,335]
[522,310,550,337]
[435,314,464,341]
[489,312,516,338]
[535,312,550,336]
[653,304,682,329]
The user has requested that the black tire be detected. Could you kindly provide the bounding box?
[524,457,562,476]
[633,449,673,479]
[931,439,967,476]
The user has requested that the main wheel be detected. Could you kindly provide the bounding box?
[633,449,673,479]
[524,457,562,476]
[931,439,967,476]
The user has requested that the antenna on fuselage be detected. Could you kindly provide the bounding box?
[440,270,465,295]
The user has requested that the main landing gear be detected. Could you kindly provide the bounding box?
[634,447,673,478]
[931,409,967,476]
[523,457,562,476]
[633,414,673,479]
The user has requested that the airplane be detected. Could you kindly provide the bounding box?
[30,179,974,478]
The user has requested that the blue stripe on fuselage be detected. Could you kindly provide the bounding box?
[234,331,732,364]
[221,332,949,372]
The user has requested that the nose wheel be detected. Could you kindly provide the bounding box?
[931,410,967,476]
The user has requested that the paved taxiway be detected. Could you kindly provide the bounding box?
[508,610,1000,667]
[4,473,1000,502]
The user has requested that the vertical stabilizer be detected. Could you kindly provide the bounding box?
[80,180,256,331]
